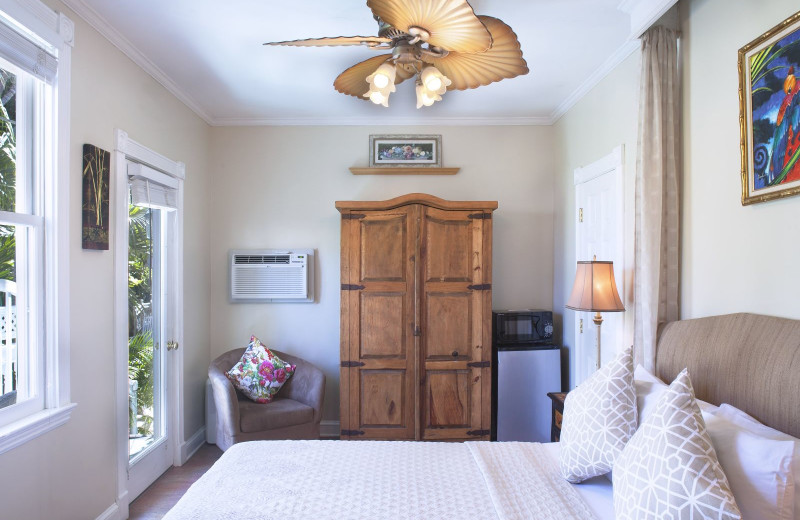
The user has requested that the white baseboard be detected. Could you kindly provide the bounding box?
[320,420,340,439]
[95,503,120,520]
[180,426,207,464]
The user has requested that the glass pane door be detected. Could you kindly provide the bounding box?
[128,203,165,460]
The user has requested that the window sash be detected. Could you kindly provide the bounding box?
[0,219,44,427]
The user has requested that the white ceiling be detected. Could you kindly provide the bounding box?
[62,0,669,125]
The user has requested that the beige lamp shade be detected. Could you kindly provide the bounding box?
[566,260,625,313]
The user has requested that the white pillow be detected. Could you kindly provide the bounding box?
[614,369,741,519]
[716,404,800,520]
[634,364,719,426]
[703,412,794,520]
[559,347,637,483]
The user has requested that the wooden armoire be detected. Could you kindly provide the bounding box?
[336,193,497,441]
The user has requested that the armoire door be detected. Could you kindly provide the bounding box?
[340,206,417,439]
[419,207,492,440]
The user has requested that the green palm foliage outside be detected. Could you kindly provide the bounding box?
[0,69,16,282]
[129,204,156,436]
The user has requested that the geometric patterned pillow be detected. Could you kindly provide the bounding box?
[559,346,637,483]
[613,369,741,519]
[226,336,296,404]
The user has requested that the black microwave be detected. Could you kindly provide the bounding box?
[492,310,554,345]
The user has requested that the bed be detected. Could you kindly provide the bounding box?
[164,313,800,519]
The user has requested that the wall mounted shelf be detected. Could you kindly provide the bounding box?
[349,167,460,176]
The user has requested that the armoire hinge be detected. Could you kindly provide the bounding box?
[341,284,366,291]
[467,213,492,220]
[466,429,490,436]
[340,361,365,368]
[413,326,421,337]
[341,429,366,437]
[467,361,490,368]
[341,213,366,220]
[467,283,492,291]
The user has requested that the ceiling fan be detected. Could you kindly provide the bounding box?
[264,0,529,108]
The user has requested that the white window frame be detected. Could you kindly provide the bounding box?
[0,0,74,455]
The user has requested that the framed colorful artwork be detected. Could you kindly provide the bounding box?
[739,10,800,205]
[82,144,110,249]
[369,134,441,168]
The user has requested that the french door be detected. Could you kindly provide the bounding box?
[126,195,176,500]
[114,130,184,514]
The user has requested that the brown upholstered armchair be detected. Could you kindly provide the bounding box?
[209,348,325,451]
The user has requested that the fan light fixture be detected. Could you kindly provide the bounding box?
[265,0,530,109]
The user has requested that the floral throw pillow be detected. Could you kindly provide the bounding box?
[226,336,296,403]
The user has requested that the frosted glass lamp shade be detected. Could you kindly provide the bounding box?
[420,65,451,95]
[565,260,625,312]
[415,82,442,108]
[368,62,396,90]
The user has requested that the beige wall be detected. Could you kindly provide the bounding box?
[208,125,556,420]
[680,0,800,320]
[552,51,640,388]
[553,0,800,391]
[0,1,212,519]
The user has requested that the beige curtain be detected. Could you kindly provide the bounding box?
[634,26,681,370]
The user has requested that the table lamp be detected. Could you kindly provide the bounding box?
[566,257,625,371]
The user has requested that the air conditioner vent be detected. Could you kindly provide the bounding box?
[230,249,314,303]
[234,255,290,265]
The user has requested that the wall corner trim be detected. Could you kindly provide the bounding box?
[320,420,340,439]
[180,427,207,465]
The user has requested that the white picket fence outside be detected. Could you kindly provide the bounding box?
[0,279,17,400]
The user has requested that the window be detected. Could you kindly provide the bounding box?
[0,4,73,453]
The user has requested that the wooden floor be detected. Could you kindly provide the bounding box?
[129,443,223,519]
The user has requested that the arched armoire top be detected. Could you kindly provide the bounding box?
[335,193,498,213]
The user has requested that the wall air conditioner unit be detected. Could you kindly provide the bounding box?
[230,249,314,303]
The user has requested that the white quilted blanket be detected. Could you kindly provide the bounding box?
[163,440,600,520]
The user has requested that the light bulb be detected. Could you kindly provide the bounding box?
[373,74,390,89]
[367,63,396,92]
[420,66,450,95]
[424,75,442,92]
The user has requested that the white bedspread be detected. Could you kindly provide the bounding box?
[164,440,606,520]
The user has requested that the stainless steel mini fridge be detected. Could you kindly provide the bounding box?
[492,344,561,442]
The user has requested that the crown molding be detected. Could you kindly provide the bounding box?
[550,38,640,124]
[58,0,645,128]
[210,115,555,127]
[59,0,215,125]
[617,0,679,39]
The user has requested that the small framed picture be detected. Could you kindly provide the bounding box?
[369,134,441,168]
[738,9,800,205]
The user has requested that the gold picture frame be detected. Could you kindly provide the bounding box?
[738,9,800,205]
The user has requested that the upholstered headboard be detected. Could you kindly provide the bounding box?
[655,313,800,438]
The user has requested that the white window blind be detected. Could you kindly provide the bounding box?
[0,15,57,83]
[128,162,178,210]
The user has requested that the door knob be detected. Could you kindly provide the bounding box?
[167,341,179,351]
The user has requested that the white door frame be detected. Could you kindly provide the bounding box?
[113,129,185,517]
[572,145,625,385]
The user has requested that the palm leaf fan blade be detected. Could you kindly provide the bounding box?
[334,55,412,99]
[264,36,392,47]
[423,16,528,91]
[367,0,491,53]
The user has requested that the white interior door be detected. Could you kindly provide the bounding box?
[573,147,624,386]
[114,130,185,515]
